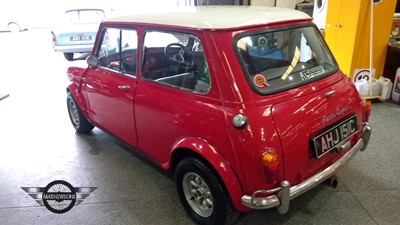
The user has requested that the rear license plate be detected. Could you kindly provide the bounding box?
[312,114,358,158]
[70,36,91,41]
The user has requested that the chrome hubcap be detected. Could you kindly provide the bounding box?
[182,172,213,217]
[68,100,80,126]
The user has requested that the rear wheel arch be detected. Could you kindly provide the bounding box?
[163,138,248,212]
[175,156,240,225]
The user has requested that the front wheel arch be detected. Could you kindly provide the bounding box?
[66,91,94,133]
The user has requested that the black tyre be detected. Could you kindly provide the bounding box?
[64,53,74,61]
[175,157,238,225]
[67,92,94,133]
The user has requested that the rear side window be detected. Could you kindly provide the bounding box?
[236,25,338,95]
[142,30,211,94]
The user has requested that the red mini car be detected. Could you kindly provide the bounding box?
[66,6,372,225]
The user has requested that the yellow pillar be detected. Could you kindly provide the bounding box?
[325,0,397,80]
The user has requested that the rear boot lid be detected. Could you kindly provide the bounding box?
[271,77,362,184]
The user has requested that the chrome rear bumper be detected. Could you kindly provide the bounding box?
[241,123,371,214]
[53,45,94,53]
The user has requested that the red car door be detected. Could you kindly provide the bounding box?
[82,28,138,147]
[83,68,137,146]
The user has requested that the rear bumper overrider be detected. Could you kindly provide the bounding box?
[241,122,371,214]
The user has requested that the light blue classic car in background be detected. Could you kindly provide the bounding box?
[51,8,105,61]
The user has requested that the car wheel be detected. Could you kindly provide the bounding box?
[8,23,21,32]
[175,157,238,225]
[64,53,74,61]
[67,92,94,133]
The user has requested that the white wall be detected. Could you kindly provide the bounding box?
[251,0,275,7]
[276,0,297,9]
[251,0,308,8]
[313,0,328,30]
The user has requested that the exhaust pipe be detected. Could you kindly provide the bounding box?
[323,176,338,188]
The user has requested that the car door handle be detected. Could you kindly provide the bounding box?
[118,85,131,90]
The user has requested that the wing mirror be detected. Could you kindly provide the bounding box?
[86,55,99,67]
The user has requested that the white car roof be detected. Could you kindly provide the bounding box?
[105,6,311,30]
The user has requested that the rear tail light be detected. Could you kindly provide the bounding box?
[261,150,280,184]
[362,100,372,122]
[51,31,55,44]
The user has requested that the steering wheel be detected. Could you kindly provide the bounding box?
[164,43,194,68]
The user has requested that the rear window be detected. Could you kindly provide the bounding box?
[64,9,105,24]
[235,25,338,95]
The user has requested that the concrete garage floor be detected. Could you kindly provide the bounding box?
[1,29,400,225]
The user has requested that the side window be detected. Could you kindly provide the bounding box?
[142,30,211,94]
[98,28,138,76]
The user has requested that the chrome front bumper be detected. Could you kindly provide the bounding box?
[241,123,371,214]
